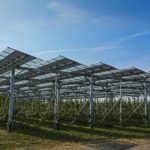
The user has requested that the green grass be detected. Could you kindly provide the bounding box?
[0,121,150,150]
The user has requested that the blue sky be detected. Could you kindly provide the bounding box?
[0,0,150,70]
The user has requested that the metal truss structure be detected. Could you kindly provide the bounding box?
[0,47,149,131]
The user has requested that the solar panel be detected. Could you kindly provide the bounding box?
[16,56,81,80]
[0,47,36,74]
[95,67,145,80]
[0,47,149,98]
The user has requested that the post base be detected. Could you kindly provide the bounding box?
[7,122,13,132]
[54,122,60,130]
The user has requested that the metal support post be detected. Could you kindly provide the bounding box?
[89,75,94,129]
[7,68,15,132]
[105,85,108,104]
[144,78,148,126]
[74,89,77,113]
[54,75,60,130]
[119,79,122,127]
[105,85,108,112]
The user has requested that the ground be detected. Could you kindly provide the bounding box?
[0,122,150,150]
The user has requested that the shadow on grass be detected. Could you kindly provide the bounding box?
[14,116,150,136]
[9,122,140,150]
[61,124,150,140]
[11,122,139,150]
[13,122,93,143]
[12,121,150,145]
[112,126,150,135]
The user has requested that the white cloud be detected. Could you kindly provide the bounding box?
[116,30,150,44]
[100,30,150,48]
[46,0,144,28]
[35,45,122,55]
[47,0,124,26]
[35,30,150,55]
[5,1,145,31]
[47,0,87,24]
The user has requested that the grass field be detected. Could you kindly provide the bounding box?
[0,122,150,150]
[1,96,149,149]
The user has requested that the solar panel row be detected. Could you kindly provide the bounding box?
[0,47,148,99]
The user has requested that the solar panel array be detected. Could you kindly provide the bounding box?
[0,47,149,100]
